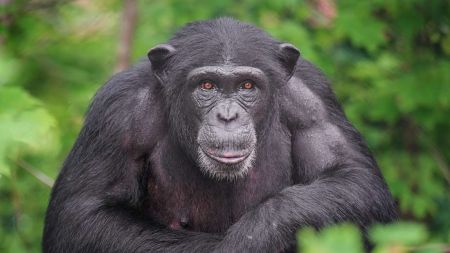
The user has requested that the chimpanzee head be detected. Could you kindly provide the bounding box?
[148,18,299,180]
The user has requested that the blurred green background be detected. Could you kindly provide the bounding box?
[0,0,449,252]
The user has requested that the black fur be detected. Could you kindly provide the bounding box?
[43,18,397,253]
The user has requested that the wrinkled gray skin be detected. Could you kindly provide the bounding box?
[192,66,262,180]
[43,18,397,253]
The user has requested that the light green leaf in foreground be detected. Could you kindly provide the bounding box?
[370,222,428,246]
[297,223,364,253]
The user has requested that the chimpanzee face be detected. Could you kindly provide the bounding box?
[187,65,270,180]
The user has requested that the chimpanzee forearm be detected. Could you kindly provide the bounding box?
[217,167,396,253]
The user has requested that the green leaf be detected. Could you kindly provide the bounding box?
[370,222,428,246]
[298,223,364,253]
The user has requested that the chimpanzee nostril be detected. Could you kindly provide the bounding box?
[217,111,238,122]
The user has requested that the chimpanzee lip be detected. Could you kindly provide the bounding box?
[202,148,252,165]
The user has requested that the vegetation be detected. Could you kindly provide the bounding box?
[0,0,448,252]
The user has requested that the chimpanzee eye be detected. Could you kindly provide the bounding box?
[240,80,255,90]
[200,80,215,90]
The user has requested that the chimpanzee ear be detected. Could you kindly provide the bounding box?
[278,43,300,77]
[147,44,176,81]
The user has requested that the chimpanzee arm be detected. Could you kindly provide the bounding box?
[43,65,221,253]
[216,60,397,252]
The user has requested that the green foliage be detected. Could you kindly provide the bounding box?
[370,222,428,247]
[298,222,446,253]
[0,86,58,176]
[298,223,364,253]
[0,0,448,252]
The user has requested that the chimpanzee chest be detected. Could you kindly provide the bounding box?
[143,159,292,233]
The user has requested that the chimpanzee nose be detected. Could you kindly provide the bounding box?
[217,111,238,123]
[216,102,239,123]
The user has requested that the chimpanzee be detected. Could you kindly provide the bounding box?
[43,18,397,253]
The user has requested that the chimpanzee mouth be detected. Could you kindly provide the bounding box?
[202,148,252,165]
[196,126,257,180]
[197,144,257,180]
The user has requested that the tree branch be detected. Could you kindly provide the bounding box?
[16,159,54,188]
[115,0,138,73]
